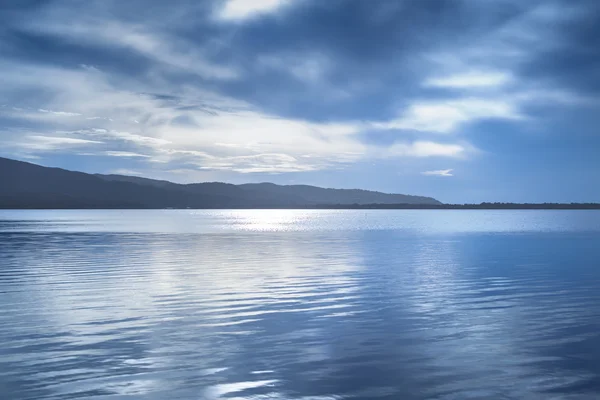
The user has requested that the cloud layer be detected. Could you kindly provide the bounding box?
[1,0,599,200]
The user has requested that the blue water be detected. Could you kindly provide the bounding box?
[1,210,600,399]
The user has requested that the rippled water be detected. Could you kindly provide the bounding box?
[1,210,600,399]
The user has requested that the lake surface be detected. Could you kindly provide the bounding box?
[1,210,600,399]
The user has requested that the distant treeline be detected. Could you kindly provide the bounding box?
[304,203,600,210]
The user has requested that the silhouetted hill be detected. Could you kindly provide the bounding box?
[0,157,441,209]
[95,174,176,189]
[238,182,440,205]
[0,158,238,209]
[96,175,441,206]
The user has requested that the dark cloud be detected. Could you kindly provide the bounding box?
[0,0,539,120]
[518,1,600,94]
[205,0,533,118]
[1,30,153,78]
[222,0,521,59]
[3,0,596,119]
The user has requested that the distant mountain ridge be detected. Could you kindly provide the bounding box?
[96,174,442,206]
[0,157,441,209]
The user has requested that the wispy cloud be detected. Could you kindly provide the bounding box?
[109,169,144,176]
[387,142,465,158]
[217,0,293,21]
[104,151,151,158]
[73,130,171,147]
[19,136,103,151]
[197,153,320,173]
[38,109,82,117]
[424,71,513,89]
[25,16,239,81]
[422,169,454,177]
[0,54,479,173]
[407,1,597,137]
[375,98,523,134]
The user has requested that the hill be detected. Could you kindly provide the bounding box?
[0,157,441,209]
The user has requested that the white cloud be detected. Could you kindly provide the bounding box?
[142,111,367,172]
[218,0,292,20]
[109,169,144,176]
[0,39,473,175]
[86,117,113,121]
[28,136,102,145]
[424,71,513,89]
[104,151,151,158]
[387,142,465,158]
[21,136,103,151]
[90,130,172,147]
[58,128,171,148]
[197,153,323,173]
[422,169,454,177]
[0,57,474,174]
[38,109,82,117]
[410,2,596,137]
[375,98,523,134]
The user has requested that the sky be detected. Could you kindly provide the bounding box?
[1,0,599,203]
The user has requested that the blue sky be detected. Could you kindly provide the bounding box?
[1,0,599,203]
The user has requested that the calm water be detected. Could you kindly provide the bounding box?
[1,210,600,400]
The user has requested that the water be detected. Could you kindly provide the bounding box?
[1,210,600,399]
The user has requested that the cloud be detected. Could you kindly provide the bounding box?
[375,98,523,134]
[217,0,293,21]
[422,169,454,177]
[24,14,239,81]
[74,130,172,147]
[405,1,598,136]
[104,151,151,158]
[198,153,320,174]
[38,109,82,117]
[258,52,332,84]
[387,142,465,158]
[1,0,597,184]
[109,169,144,176]
[0,51,478,173]
[424,71,513,89]
[19,136,103,151]
[86,117,113,121]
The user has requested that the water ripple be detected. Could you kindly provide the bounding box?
[1,210,600,399]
